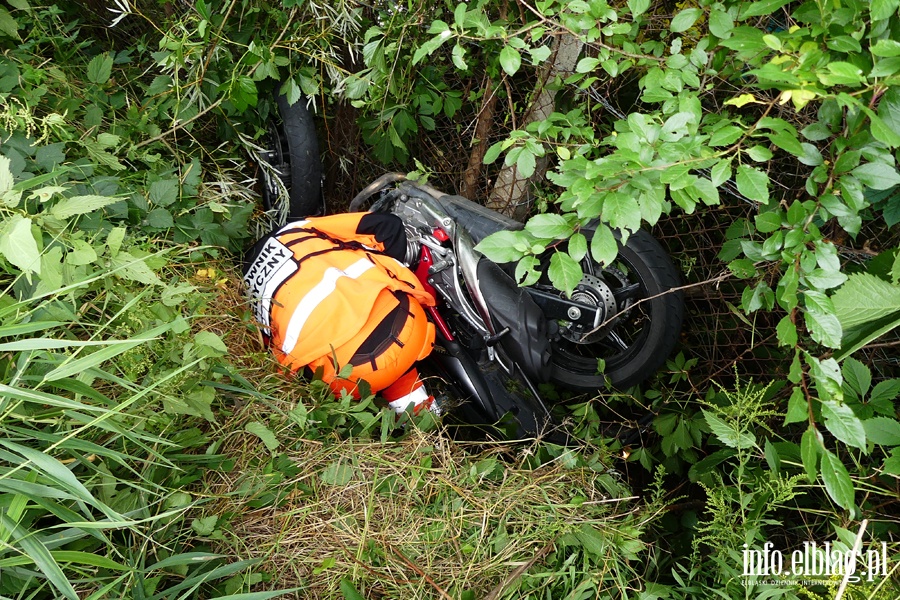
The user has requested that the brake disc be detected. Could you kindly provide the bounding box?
[561,273,617,344]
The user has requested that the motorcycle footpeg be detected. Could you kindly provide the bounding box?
[484,327,510,347]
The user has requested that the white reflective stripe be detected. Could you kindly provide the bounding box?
[280,258,375,355]
[388,385,430,414]
[275,220,309,235]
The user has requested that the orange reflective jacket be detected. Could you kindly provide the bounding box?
[243,213,436,376]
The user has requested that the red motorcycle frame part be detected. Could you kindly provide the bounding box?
[413,243,455,341]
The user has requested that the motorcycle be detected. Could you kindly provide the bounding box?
[349,174,683,439]
[254,101,684,440]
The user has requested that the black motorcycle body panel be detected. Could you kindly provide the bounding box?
[475,259,553,384]
[424,335,555,440]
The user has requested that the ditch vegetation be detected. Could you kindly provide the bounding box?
[1,1,899,599]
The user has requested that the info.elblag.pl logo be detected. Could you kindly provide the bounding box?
[743,541,890,583]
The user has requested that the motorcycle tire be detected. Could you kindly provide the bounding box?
[258,94,323,222]
[548,228,683,391]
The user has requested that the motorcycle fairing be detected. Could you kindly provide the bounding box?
[425,335,555,441]
[474,258,553,384]
[436,194,522,245]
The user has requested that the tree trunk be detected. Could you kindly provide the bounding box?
[487,33,584,220]
[460,78,500,199]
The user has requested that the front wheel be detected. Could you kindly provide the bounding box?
[257,94,323,224]
[547,229,683,391]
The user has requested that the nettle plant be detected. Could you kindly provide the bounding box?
[399,0,900,512]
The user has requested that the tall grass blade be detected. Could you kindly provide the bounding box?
[43,322,172,382]
[0,512,79,600]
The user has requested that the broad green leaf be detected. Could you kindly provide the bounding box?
[517,148,536,178]
[710,158,732,187]
[821,400,867,450]
[499,46,521,76]
[871,0,900,21]
[245,421,279,451]
[340,579,367,600]
[0,6,21,40]
[627,0,650,17]
[776,315,798,347]
[574,524,607,556]
[660,112,694,142]
[863,417,900,445]
[807,355,843,401]
[851,163,900,190]
[483,141,505,165]
[728,258,756,279]
[832,273,900,331]
[709,126,742,147]
[884,449,900,475]
[870,379,900,408]
[755,211,782,233]
[475,230,527,263]
[800,426,820,482]
[670,7,701,33]
[819,62,864,86]
[568,232,587,262]
[191,515,219,536]
[86,53,113,84]
[804,308,842,348]
[842,357,871,399]
[604,192,642,232]
[764,438,781,474]
[425,19,448,35]
[820,449,855,510]
[768,131,804,157]
[703,410,755,449]
[708,9,733,38]
[195,330,228,357]
[576,57,600,73]
[110,251,162,285]
[147,207,174,228]
[514,255,541,286]
[280,78,302,106]
[321,461,355,486]
[784,386,806,424]
[872,39,900,57]
[590,224,618,267]
[525,213,572,239]
[0,214,41,275]
[452,43,467,70]
[548,252,583,297]
[107,226,126,256]
[739,0,791,18]
[688,448,737,481]
[801,123,833,141]
[148,178,179,206]
[746,145,773,162]
[869,113,900,148]
[529,45,552,64]
[719,27,767,53]
[736,165,769,204]
[50,194,121,219]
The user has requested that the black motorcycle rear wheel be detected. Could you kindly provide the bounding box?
[257,94,323,222]
[548,228,683,391]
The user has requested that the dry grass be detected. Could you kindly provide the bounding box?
[202,414,643,599]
